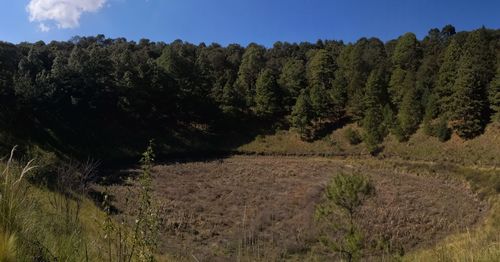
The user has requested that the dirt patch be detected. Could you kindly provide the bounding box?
[104,156,485,261]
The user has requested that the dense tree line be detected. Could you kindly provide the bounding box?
[0,26,499,157]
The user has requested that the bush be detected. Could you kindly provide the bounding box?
[392,124,409,142]
[434,117,452,142]
[363,128,384,156]
[422,118,434,136]
[344,128,362,145]
[424,117,452,142]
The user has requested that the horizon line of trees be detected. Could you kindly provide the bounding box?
[0,25,499,156]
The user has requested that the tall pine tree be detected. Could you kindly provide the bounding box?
[306,49,344,122]
[278,58,306,111]
[450,30,494,138]
[291,90,314,140]
[395,72,422,141]
[363,69,388,153]
[234,44,266,109]
[435,38,462,116]
[254,69,280,117]
[490,58,500,122]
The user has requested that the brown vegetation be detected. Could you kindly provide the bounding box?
[103,156,485,260]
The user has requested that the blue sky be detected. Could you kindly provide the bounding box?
[1,0,499,46]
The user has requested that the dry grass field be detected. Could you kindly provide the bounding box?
[103,156,487,261]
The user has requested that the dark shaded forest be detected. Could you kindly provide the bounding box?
[0,25,499,159]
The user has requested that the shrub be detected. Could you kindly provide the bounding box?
[424,117,452,142]
[422,118,434,136]
[392,124,409,142]
[434,117,452,142]
[344,128,362,145]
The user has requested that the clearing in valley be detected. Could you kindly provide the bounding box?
[105,156,486,260]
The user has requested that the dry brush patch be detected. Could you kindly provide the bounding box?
[103,156,485,260]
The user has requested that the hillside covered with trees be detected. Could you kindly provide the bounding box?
[0,25,499,158]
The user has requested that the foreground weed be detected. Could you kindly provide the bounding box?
[101,140,164,262]
[0,146,36,234]
[0,230,16,262]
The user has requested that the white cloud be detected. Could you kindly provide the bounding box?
[38,23,50,32]
[27,0,107,29]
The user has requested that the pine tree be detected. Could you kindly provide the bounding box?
[335,45,354,114]
[362,69,387,153]
[434,116,452,142]
[450,62,486,138]
[330,74,347,118]
[422,93,439,135]
[14,47,48,102]
[389,32,421,113]
[440,25,456,41]
[388,66,406,107]
[450,30,493,138]
[382,105,396,134]
[450,54,487,138]
[234,44,266,108]
[254,69,280,117]
[395,86,422,141]
[435,39,462,116]
[306,49,343,122]
[346,41,368,121]
[392,33,421,71]
[309,84,331,119]
[307,50,336,89]
[221,81,244,115]
[290,90,314,140]
[343,38,386,122]
[490,62,500,122]
[278,58,306,111]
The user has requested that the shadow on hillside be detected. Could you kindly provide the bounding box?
[313,116,351,140]
[3,112,354,187]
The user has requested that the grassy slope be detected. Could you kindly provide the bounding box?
[19,189,107,261]
[29,188,109,260]
[238,123,500,166]
[0,160,109,261]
